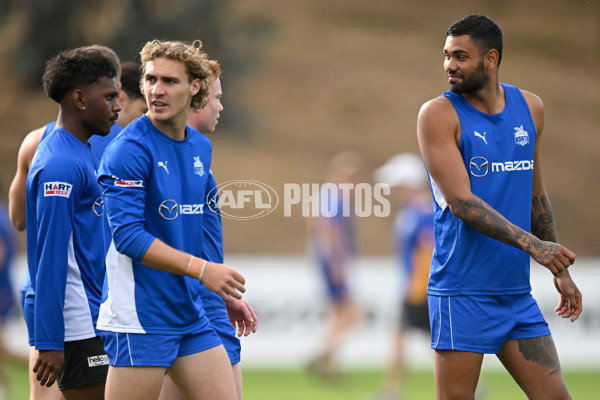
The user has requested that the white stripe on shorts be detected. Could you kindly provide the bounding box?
[448,297,454,350]
[126,333,134,366]
[434,296,442,348]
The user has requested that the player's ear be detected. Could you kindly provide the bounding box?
[485,49,499,70]
[72,88,86,111]
[190,78,201,97]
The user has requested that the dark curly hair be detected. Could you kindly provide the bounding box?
[42,46,118,103]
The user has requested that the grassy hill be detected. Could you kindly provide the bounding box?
[1,0,598,255]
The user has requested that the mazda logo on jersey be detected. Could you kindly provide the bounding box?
[93,197,104,217]
[469,157,489,177]
[159,200,179,220]
[158,200,205,220]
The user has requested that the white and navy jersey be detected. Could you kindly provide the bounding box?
[25,128,107,350]
[97,114,212,334]
[196,170,227,319]
[428,83,536,296]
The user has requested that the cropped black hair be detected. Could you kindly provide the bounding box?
[42,46,118,103]
[447,15,503,66]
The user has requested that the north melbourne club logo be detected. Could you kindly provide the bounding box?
[514,125,529,146]
[193,156,204,177]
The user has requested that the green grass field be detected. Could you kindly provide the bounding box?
[5,361,599,399]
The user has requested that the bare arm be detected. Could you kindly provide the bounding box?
[524,90,582,321]
[141,239,246,303]
[417,96,572,276]
[8,127,45,231]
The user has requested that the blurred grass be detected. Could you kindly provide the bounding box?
[243,367,600,400]
[5,361,599,399]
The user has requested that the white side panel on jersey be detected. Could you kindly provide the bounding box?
[97,241,145,333]
[430,176,448,211]
[64,232,96,341]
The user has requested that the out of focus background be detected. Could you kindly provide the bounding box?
[0,0,599,399]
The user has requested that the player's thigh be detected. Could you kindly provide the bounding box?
[168,345,237,400]
[158,373,185,400]
[159,361,241,400]
[29,346,63,400]
[62,381,105,400]
[231,362,243,400]
[497,337,571,400]
[105,365,166,400]
[433,349,483,400]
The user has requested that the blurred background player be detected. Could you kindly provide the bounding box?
[308,150,365,381]
[26,45,120,399]
[0,183,18,399]
[372,153,433,400]
[159,59,258,400]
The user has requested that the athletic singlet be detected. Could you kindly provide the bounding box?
[427,83,536,296]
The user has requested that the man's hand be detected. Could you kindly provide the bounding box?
[553,269,583,322]
[226,298,259,337]
[200,262,246,303]
[33,349,64,387]
[530,239,576,276]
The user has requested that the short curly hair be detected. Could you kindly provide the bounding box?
[139,39,211,109]
[42,46,118,103]
[447,15,503,66]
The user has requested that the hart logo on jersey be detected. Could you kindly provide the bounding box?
[113,176,143,187]
[87,354,109,367]
[44,182,73,198]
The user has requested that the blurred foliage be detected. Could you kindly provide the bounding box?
[2,0,273,136]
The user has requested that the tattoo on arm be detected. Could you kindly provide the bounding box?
[454,197,531,251]
[531,194,559,242]
[517,336,561,375]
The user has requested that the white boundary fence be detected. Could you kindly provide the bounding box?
[7,255,600,370]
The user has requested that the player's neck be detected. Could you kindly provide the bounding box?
[148,113,189,141]
[55,112,93,144]
[462,81,504,114]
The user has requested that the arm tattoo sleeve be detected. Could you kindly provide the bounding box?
[454,197,531,251]
[531,194,559,243]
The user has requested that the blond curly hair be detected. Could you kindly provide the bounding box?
[140,39,211,109]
